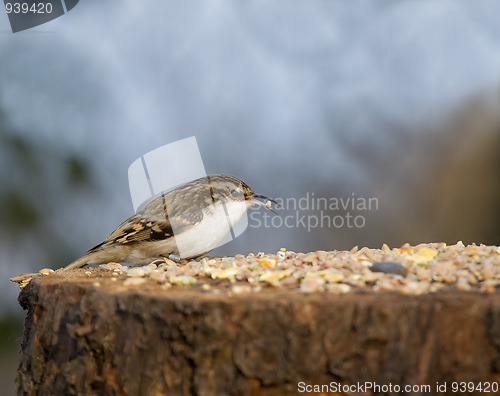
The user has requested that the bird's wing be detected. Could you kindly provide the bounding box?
[90,193,204,251]
[108,216,174,244]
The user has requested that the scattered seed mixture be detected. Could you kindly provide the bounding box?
[34,241,495,295]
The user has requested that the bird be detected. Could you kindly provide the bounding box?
[63,174,277,270]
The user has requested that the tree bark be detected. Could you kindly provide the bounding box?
[15,269,500,395]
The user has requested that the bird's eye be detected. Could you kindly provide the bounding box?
[231,189,241,198]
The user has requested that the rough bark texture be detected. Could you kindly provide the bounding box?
[15,269,500,395]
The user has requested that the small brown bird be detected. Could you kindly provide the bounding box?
[64,174,276,270]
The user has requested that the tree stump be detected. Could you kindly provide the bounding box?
[14,268,500,396]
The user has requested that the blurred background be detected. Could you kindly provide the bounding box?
[1,0,500,393]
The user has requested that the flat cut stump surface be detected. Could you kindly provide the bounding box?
[15,268,500,396]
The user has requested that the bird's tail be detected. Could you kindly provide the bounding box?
[62,252,94,270]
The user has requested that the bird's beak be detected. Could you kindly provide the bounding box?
[247,194,279,215]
